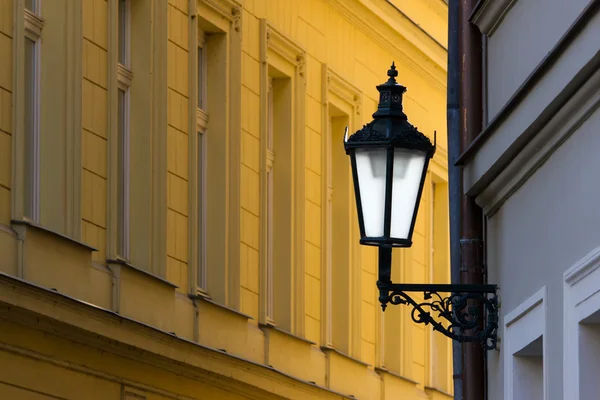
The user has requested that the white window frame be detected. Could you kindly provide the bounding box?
[195,27,209,295]
[116,0,132,260]
[564,246,600,400]
[503,286,547,400]
[265,76,275,324]
[23,2,43,222]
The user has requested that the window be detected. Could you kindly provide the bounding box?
[25,0,37,12]
[23,0,43,221]
[259,20,305,330]
[328,106,352,353]
[564,246,600,399]
[321,68,361,352]
[196,27,209,294]
[189,17,231,304]
[513,337,544,400]
[116,0,131,259]
[197,30,207,111]
[265,73,294,331]
[118,0,128,66]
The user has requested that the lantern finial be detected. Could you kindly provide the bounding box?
[372,61,407,119]
[387,62,398,83]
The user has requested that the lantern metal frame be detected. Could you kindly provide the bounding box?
[344,129,435,248]
[345,63,499,350]
[344,63,436,248]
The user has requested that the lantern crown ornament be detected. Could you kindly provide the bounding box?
[344,63,436,248]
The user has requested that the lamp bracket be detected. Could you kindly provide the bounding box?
[377,282,499,350]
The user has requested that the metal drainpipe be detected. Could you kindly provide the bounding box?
[459,0,485,399]
[446,1,463,399]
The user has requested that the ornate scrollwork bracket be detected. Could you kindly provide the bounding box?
[377,282,499,350]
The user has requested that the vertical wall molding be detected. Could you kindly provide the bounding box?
[227,3,243,311]
[65,0,83,240]
[320,67,331,347]
[187,0,199,297]
[294,51,306,337]
[11,0,26,221]
[106,0,118,261]
[258,19,268,325]
[150,0,168,277]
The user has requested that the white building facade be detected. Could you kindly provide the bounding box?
[461,1,600,399]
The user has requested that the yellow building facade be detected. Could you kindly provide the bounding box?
[0,0,450,399]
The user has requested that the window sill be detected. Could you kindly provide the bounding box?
[107,259,178,289]
[11,219,98,252]
[374,366,419,385]
[424,385,453,398]
[260,323,316,346]
[189,294,254,320]
[320,345,370,367]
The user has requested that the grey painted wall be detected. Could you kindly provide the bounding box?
[487,0,588,118]
[465,9,600,194]
[486,107,600,400]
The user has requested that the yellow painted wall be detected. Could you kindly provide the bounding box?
[0,0,451,399]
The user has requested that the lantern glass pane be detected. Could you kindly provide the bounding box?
[355,148,387,237]
[390,149,427,239]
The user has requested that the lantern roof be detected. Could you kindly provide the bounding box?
[346,63,435,155]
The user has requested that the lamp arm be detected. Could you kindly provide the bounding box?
[377,281,499,350]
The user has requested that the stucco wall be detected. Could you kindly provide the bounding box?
[0,0,452,398]
[486,106,600,400]
[486,0,588,119]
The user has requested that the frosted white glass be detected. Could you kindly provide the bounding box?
[390,149,426,239]
[355,149,387,237]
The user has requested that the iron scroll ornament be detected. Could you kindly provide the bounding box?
[377,282,499,350]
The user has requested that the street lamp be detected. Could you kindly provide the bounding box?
[344,63,499,350]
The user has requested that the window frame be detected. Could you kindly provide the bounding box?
[116,0,132,260]
[326,106,353,354]
[118,0,131,68]
[503,286,547,400]
[258,19,307,334]
[321,65,362,352]
[563,246,600,400]
[188,0,242,307]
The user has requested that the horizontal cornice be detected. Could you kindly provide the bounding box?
[475,62,600,216]
[471,0,518,36]
[383,0,448,50]
[0,273,354,400]
[324,0,447,90]
[457,0,600,167]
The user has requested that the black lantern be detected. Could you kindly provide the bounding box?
[345,63,500,350]
[344,62,435,248]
